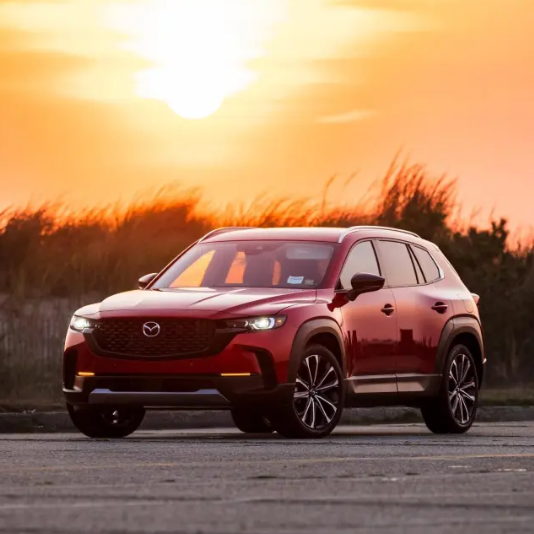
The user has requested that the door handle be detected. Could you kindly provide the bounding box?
[431,302,448,314]
[381,304,395,316]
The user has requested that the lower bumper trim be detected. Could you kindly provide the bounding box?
[87,388,231,408]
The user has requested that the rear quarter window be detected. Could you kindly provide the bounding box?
[411,246,441,283]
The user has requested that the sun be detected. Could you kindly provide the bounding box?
[106,0,285,120]
[166,90,224,121]
[135,63,227,120]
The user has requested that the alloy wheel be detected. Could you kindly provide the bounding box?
[448,353,477,425]
[293,354,341,430]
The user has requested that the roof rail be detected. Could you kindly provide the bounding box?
[199,226,256,242]
[338,226,420,243]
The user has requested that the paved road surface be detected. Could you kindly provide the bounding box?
[1,423,534,533]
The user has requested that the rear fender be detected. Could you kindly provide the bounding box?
[435,315,485,385]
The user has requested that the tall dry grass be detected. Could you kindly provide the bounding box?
[1,161,533,402]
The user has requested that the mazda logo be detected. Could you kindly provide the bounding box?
[142,321,161,338]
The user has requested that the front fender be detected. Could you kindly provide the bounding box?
[286,318,346,383]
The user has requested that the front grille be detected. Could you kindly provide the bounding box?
[92,318,216,357]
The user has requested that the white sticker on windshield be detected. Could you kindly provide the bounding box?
[287,276,304,284]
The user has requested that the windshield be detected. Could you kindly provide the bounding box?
[153,241,335,289]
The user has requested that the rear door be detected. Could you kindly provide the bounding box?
[376,240,452,392]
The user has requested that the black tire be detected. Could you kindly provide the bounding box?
[67,404,145,438]
[231,409,274,434]
[270,344,345,439]
[421,344,479,434]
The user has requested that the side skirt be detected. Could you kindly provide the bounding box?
[345,373,442,408]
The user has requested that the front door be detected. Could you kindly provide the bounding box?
[338,240,398,394]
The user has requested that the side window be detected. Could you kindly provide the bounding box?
[378,241,417,287]
[411,245,441,283]
[339,241,380,289]
[409,247,425,284]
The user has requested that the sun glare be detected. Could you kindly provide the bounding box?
[106,0,285,120]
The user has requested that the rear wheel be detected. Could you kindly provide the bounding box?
[231,409,273,434]
[421,344,479,434]
[67,404,145,438]
[270,344,344,439]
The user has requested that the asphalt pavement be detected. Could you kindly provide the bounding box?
[1,423,534,534]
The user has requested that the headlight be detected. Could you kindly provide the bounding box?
[224,316,286,331]
[70,316,92,332]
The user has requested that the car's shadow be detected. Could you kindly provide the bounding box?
[2,426,482,442]
[117,425,474,441]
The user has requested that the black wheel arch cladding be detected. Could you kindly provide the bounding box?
[287,318,346,383]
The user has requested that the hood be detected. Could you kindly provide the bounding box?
[77,287,317,318]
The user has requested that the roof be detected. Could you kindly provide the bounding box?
[201,226,421,244]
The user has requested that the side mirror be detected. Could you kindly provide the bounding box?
[138,273,158,290]
[346,272,385,301]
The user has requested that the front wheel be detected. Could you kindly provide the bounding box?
[67,404,145,438]
[421,344,479,434]
[270,344,345,439]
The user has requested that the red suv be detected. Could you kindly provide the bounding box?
[64,226,485,439]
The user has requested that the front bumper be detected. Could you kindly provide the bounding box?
[64,374,294,409]
[63,323,298,410]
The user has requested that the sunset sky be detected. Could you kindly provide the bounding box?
[1,0,533,227]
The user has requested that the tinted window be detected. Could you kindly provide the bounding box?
[412,246,441,283]
[379,241,417,286]
[154,241,335,289]
[339,241,380,289]
[410,248,425,284]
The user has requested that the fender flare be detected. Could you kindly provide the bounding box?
[435,315,485,381]
[286,318,346,383]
